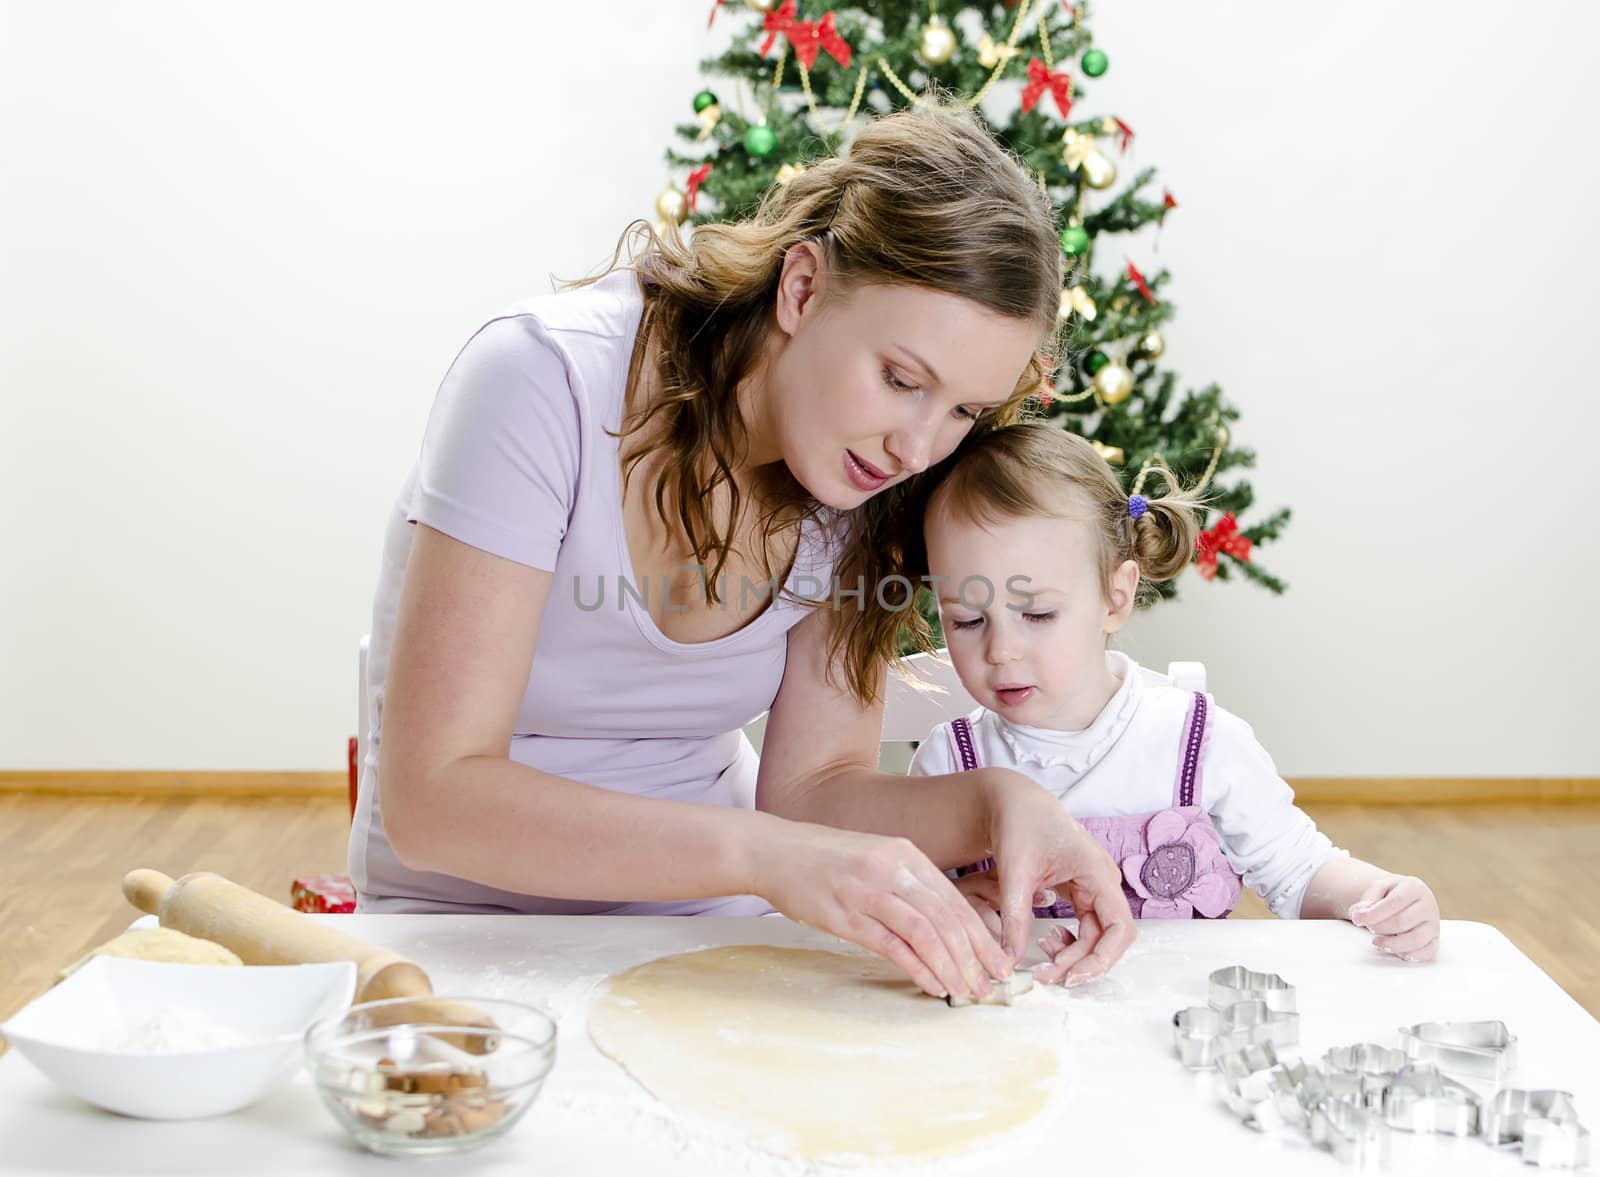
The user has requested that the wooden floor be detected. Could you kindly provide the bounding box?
[2,794,1597,1056]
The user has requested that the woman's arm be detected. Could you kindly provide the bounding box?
[380,526,1007,998]
[380,524,765,901]
[752,607,992,866]
[755,607,1134,982]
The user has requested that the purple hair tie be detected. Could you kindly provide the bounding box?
[1128,494,1149,520]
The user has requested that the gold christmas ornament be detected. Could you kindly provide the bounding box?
[1101,116,1121,134]
[1135,329,1166,360]
[978,34,1019,69]
[744,0,776,10]
[696,103,721,141]
[1093,362,1134,405]
[775,162,806,186]
[1092,441,1126,465]
[1058,285,1097,322]
[1080,149,1117,190]
[655,187,689,225]
[1061,128,1094,170]
[920,16,957,65]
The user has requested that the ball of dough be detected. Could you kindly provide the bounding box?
[56,927,243,984]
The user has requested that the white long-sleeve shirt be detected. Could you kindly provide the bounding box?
[908,651,1347,919]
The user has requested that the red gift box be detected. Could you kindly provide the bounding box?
[291,873,356,914]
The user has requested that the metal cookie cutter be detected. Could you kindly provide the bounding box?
[1485,1089,1591,1169]
[1173,998,1300,1069]
[1398,1020,1519,1083]
[946,968,1033,1008]
[1208,966,1297,1014]
[1381,1063,1481,1137]
[1266,1057,1331,1130]
[1216,1042,1281,1127]
[1311,1097,1392,1169]
[1324,1043,1408,1110]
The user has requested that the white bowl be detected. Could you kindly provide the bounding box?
[1,955,356,1119]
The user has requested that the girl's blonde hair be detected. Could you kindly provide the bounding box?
[927,423,1202,606]
[579,106,1063,705]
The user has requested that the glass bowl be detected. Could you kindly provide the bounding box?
[304,995,556,1157]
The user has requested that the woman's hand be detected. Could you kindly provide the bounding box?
[1348,875,1440,963]
[954,869,1063,942]
[749,817,1017,1001]
[980,770,1136,985]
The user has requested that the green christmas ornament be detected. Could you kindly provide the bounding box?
[1084,349,1110,376]
[744,123,778,157]
[1059,225,1091,256]
[693,89,719,114]
[1081,49,1109,77]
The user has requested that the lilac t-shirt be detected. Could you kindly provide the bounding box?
[349,268,843,914]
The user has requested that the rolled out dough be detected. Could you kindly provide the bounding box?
[587,945,1066,1162]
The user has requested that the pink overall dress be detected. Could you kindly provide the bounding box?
[950,692,1244,919]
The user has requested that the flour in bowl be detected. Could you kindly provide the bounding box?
[113,1007,262,1053]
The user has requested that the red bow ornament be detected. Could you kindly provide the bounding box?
[1195,513,1253,580]
[760,0,798,56]
[1126,261,1158,305]
[686,164,713,214]
[787,10,851,69]
[1021,58,1073,119]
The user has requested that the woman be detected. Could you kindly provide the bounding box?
[351,107,1133,1001]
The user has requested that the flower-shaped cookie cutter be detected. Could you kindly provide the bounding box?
[1208,965,1297,1014]
[1381,1063,1482,1137]
[1398,1020,1519,1083]
[1324,1043,1408,1110]
[1311,1097,1392,1169]
[1173,998,1300,1069]
[1266,1056,1331,1130]
[1485,1089,1590,1169]
[1216,1041,1288,1128]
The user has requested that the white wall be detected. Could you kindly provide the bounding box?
[3,1,1595,776]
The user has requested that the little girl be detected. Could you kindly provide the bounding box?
[911,423,1440,965]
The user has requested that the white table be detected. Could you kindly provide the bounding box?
[2,917,1595,1175]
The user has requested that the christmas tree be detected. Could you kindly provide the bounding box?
[660,0,1289,612]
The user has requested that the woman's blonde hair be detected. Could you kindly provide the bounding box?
[927,423,1203,606]
[580,106,1063,705]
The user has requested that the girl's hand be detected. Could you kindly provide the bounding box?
[750,818,1017,1001]
[1348,875,1440,962]
[981,771,1135,985]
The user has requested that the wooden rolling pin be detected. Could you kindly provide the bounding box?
[123,869,497,1049]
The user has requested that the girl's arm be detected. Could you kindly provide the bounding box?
[1203,707,1347,918]
[1202,707,1439,959]
[1300,858,1441,961]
